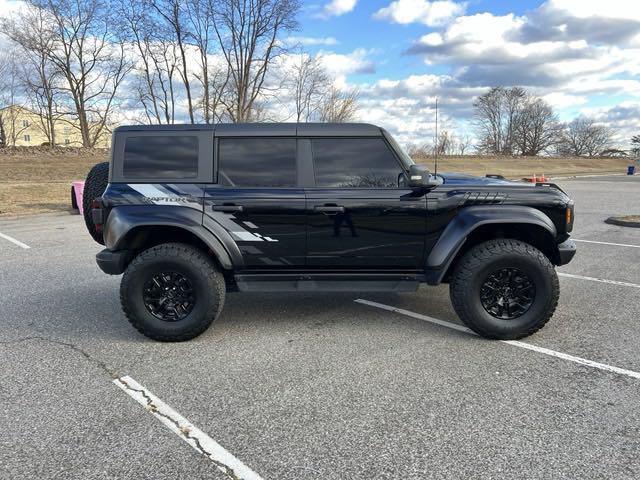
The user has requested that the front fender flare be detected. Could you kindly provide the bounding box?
[104,205,242,270]
[426,205,557,283]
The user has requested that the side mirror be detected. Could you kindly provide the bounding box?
[408,164,439,189]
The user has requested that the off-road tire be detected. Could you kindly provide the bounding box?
[120,243,226,342]
[449,239,559,340]
[83,161,109,244]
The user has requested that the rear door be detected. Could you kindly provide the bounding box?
[306,137,427,268]
[203,137,306,269]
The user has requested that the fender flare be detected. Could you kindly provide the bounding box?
[104,205,243,270]
[426,205,557,283]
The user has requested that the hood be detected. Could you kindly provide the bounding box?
[437,172,525,186]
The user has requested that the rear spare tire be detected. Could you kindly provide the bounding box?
[83,161,109,244]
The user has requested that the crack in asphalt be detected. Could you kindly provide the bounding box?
[2,336,244,479]
[0,336,118,377]
[115,377,242,480]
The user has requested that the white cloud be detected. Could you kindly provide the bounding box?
[316,48,376,87]
[374,0,466,26]
[0,0,25,17]
[285,36,339,46]
[543,0,640,21]
[577,101,640,147]
[319,0,357,18]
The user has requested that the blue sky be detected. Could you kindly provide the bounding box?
[289,0,640,146]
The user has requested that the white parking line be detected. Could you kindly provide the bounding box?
[113,375,264,480]
[558,272,640,289]
[0,232,30,249]
[573,239,640,249]
[355,299,640,381]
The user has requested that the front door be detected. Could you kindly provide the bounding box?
[306,137,426,268]
[203,137,306,269]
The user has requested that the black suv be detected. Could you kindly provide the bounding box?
[84,123,576,342]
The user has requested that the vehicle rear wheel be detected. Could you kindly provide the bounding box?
[449,239,559,339]
[120,243,225,342]
[82,161,109,244]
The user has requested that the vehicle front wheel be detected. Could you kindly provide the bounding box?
[449,239,559,340]
[120,243,225,342]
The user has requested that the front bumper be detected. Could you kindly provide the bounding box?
[96,249,130,275]
[557,239,577,265]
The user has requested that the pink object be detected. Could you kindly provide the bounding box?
[72,181,85,215]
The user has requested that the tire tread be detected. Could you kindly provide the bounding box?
[449,239,559,339]
[120,243,225,342]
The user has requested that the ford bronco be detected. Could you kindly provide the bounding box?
[84,123,576,341]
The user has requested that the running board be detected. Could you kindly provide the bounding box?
[234,273,423,293]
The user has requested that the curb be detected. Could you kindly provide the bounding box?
[605,216,640,228]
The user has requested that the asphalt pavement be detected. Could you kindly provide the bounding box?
[1,175,639,479]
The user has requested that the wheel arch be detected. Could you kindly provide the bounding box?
[104,205,241,271]
[426,205,559,284]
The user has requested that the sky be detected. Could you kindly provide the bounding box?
[295,0,640,147]
[1,0,639,148]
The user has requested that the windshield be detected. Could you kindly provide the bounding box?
[382,129,415,169]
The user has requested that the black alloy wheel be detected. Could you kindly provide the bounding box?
[142,271,196,322]
[479,267,536,320]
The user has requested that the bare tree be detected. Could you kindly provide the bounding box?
[474,86,562,156]
[0,51,29,146]
[473,87,505,155]
[28,0,132,147]
[2,3,62,146]
[474,86,529,155]
[513,97,562,156]
[150,0,197,124]
[435,130,455,156]
[117,0,180,124]
[318,86,359,123]
[558,117,613,157]
[185,0,231,123]
[286,54,329,122]
[213,0,301,122]
[457,134,473,155]
[630,134,640,157]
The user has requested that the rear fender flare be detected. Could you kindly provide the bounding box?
[104,205,243,270]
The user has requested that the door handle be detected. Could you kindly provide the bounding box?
[314,205,345,214]
[212,204,243,213]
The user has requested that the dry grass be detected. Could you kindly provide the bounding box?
[414,155,631,178]
[0,147,633,217]
[0,147,107,217]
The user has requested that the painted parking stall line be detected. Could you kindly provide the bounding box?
[114,375,264,480]
[355,299,640,381]
[0,232,30,249]
[558,272,640,289]
[573,239,640,249]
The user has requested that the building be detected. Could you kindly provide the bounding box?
[0,105,111,148]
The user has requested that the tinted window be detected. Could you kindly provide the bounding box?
[123,136,198,179]
[218,138,296,187]
[312,138,404,188]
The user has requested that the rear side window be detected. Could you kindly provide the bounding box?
[123,136,199,179]
[312,138,404,188]
[218,138,296,187]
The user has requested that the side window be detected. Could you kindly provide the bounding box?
[123,135,199,179]
[218,138,296,187]
[312,138,404,188]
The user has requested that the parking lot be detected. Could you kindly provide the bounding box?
[1,174,639,479]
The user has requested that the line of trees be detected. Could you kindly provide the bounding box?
[473,87,616,157]
[0,0,361,147]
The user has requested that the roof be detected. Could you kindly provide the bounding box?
[113,122,382,137]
